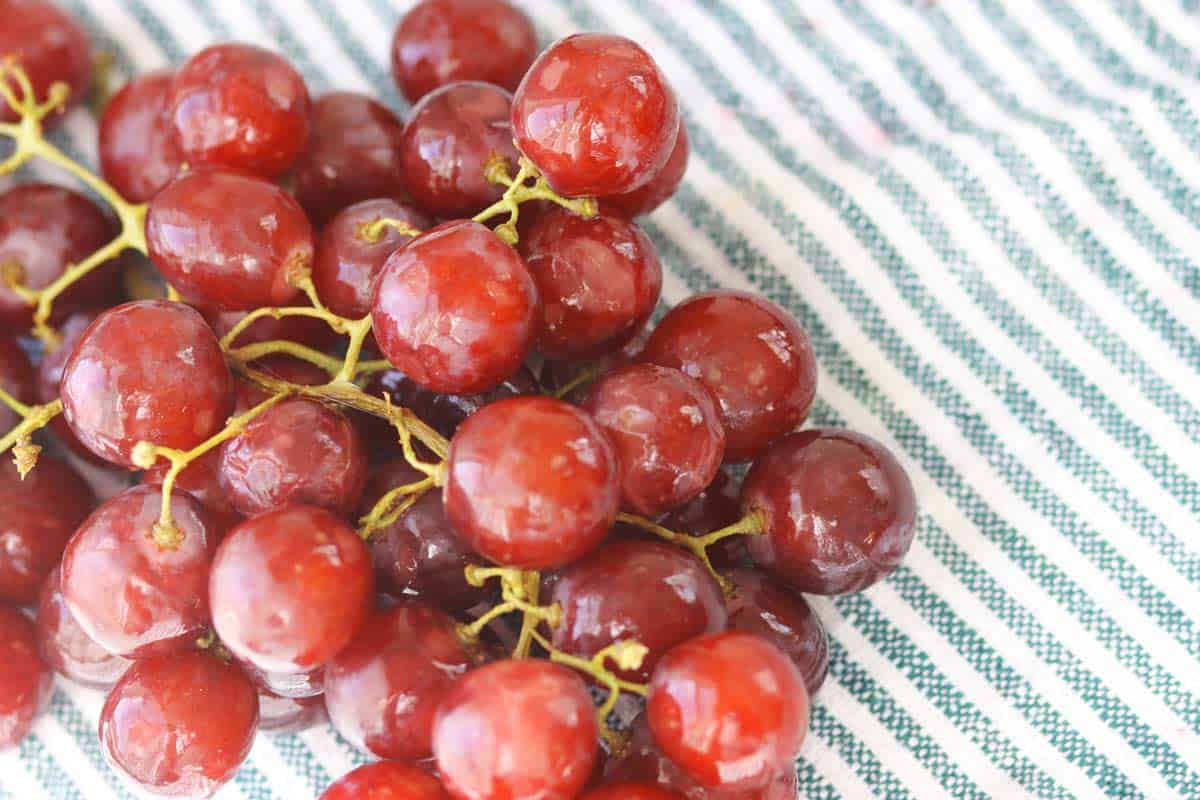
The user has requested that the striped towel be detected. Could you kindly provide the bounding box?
[4,1,1199,799]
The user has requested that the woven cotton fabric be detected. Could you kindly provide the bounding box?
[4,1,1200,798]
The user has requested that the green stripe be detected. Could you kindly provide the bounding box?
[19,734,83,800]
[267,735,333,797]
[1106,0,1200,79]
[809,702,915,800]
[46,691,140,799]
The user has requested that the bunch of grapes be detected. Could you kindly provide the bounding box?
[0,1,918,798]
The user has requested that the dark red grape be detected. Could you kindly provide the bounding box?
[0,0,91,126]
[146,169,313,311]
[602,123,689,219]
[647,632,808,792]
[0,603,52,749]
[726,569,828,696]
[639,290,817,463]
[519,208,662,361]
[319,761,450,800]
[35,566,129,688]
[258,690,326,734]
[581,364,724,516]
[141,448,242,535]
[0,454,94,604]
[0,183,121,331]
[325,602,472,761]
[292,91,409,226]
[61,485,217,658]
[512,34,680,197]
[391,0,537,102]
[99,650,258,798]
[400,81,520,218]
[444,396,619,569]
[167,42,311,178]
[313,198,429,320]
[33,311,105,461]
[371,220,538,394]
[0,333,35,433]
[742,428,917,595]
[656,469,746,570]
[59,300,235,468]
[209,505,374,674]
[550,538,726,682]
[582,783,685,800]
[433,659,598,800]
[361,460,486,611]
[233,355,330,413]
[217,398,367,517]
[99,70,184,203]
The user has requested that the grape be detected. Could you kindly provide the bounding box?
[141,448,243,535]
[99,70,184,202]
[319,761,450,800]
[210,305,341,353]
[233,355,330,412]
[726,568,828,696]
[0,334,35,434]
[602,123,690,219]
[581,783,686,800]
[656,469,747,570]
[258,691,326,734]
[0,603,52,749]
[742,428,917,595]
[33,311,107,461]
[35,566,129,689]
[0,0,91,127]
[239,658,325,700]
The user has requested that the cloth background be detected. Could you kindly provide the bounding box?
[3,1,1199,798]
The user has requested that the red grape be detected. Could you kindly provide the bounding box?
[0,454,94,604]
[319,761,450,800]
[0,183,121,331]
[99,650,258,798]
[433,659,598,800]
[602,123,690,219]
[726,568,828,697]
[292,91,409,226]
[400,81,521,218]
[325,602,472,762]
[167,42,311,178]
[639,290,817,463]
[647,631,808,792]
[239,658,325,700]
[35,566,129,688]
[444,396,619,569]
[313,198,429,320]
[209,505,374,674]
[33,311,107,461]
[0,0,91,126]
[61,485,218,658]
[0,333,35,433]
[512,34,680,197]
[550,538,726,682]
[98,70,184,203]
[217,398,367,517]
[0,604,52,749]
[211,304,340,353]
[146,169,313,311]
[742,428,917,595]
[258,690,326,734]
[59,300,235,468]
[233,355,330,412]
[371,220,538,394]
[581,364,724,516]
[390,0,537,102]
[361,460,486,611]
[581,783,685,800]
[519,208,663,360]
[141,448,243,535]
[656,469,747,570]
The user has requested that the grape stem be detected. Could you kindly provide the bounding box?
[615,509,768,594]
[0,388,63,477]
[356,474,437,540]
[472,155,599,245]
[358,217,424,243]
[458,566,563,654]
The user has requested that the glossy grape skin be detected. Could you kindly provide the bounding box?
[639,291,817,463]
[320,761,450,800]
[217,398,367,517]
[146,170,312,311]
[656,469,747,570]
[400,81,520,218]
[602,123,690,219]
[519,208,662,361]
[325,602,473,762]
[99,650,258,798]
[444,397,620,570]
[0,604,52,749]
[258,691,326,734]
[0,0,91,126]
[581,364,724,517]
[209,506,374,675]
[361,460,486,611]
[647,632,808,792]
[550,539,726,682]
[433,659,598,800]
[0,455,95,605]
[0,183,122,331]
[99,70,184,202]
[371,220,538,395]
[390,0,537,103]
[742,429,917,595]
[313,199,429,320]
[0,334,35,434]
[512,34,680,198]
[59,300,235,468]
[293,92,410,226]
[61,485,217,658]
[167,43,311,178]
[35,567,129,689]
[726,569,828,697]
[141,448,243,535]
[582,783,685,800]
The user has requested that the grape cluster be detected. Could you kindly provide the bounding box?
[0,1,918,798]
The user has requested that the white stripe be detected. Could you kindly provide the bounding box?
[800,734,879,800]
[0,748,48,800]
[1126,0,1200,54]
